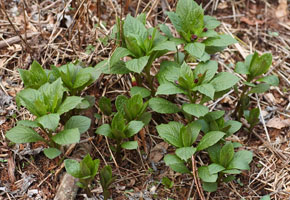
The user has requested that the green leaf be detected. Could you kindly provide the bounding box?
[159,24,173,38]
[210,72,240,92]
[115,95,128,115]
[121,141,138,150]
[198,166,218,182]
[208,163,225,174]
[156,82,185,95]
[64,159,81,178]
[223,120,242,136]
[204,15,220,29]
[123,15,147,40]
[235,61,250,75]
[207,144,221,163]
[249,52,272,78]
[149,97,180,114]
[228,150,253,170]
[184,42,205,59]
[204,111,225,122]
[248,83,270,94]
[157,122,184,148]
[130,87,151,98]
[95,124,112,138]
[164,154,190,174]
[197,131,225,151]
[36,114,60,131]
[194,84,215,99]
[99,96,112,116]
[151,41,176,52]
[161,176,174,189]
[125,121,144,137]
[182,104,209,118]
[125,56,150,73]
[222,169,241,174]
[43,148,61,159]
[202,182,217,192]
[260,195,271,200]
[57,96,83,115]
[182,121,201,146]
[64,116,91,134]
[110,47,133,67]
[6,125,44,143]
[176,147,196,161]
[166,12,182,32]
[17,120,40,128]
[52,128,80,145]
[73,72,91,89]
[219,142,234,168]
[100,60,131,74]
[111,112,126,133]
[194,60,218,83]
[204,34,237,47]
[257,75,279,86]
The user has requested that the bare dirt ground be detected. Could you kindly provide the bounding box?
[0,0,289,199]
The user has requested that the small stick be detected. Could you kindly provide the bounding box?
[191,155,206,200]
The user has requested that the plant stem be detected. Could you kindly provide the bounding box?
[116,140,122,162]
[234,85,249,120]
[144,57,156,96]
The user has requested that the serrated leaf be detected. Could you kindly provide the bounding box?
[64,116,91,134]
[125,56,150,73]
[164,154,190,174]
[6,125,44,143]
[210,72,240,92]
[121,141,138,150]
[182,104,209,118]
[52,128,80,145]
[184,42,205,59]
[197,131,225,151]
[176,147,196,161]
[130,87,151,98]
[149,98,180,114]
[36,113,60,131]
[57,96,83,115]
[157,122,183,148]
[43,148,61,159]
[198,166,218,182]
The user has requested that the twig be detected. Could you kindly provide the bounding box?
[191,155,205,200]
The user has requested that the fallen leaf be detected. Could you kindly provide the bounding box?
[149,142,169,163]
[267,118,290,129]
[275,0,288,22]
[240,17,265,26]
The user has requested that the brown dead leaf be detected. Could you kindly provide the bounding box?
[240,17,265,26]
[275,0,288,22]
[149,142,169,163]
[264,93,278,105]
[8,153,16,183]
[266,118,290,129]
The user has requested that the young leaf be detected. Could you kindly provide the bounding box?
[176,147,196,161]
[182,104,209,118]
[197,131,225,151]
[115,95,128,115]
[210,72,240,92]
[202,182,218,192]
[110,47,133,67]
[248,83,270,94]
[151,41,176,52]
[194,60,218,83]
[204,34,237,47]
[198,166,218,182]
[184,42,205,59]
[130,87,151,98]
[64,159,81,178]
[121,141,138,150]
[249,52,272,78]
[235,62,250,75]
[157,122,184,148]
[159,24,173,38]
[99,96,112,116]
[228,150,253,170]
[64,116,91,134]
[182,121,201,146]
[125,56,150,73]
[223,120,242,136]
[73,72,91,89]
[164,154,190,174]
[161,176,174,189]
[166,12,182,32]
[149,98,180,114]
[36,113,60,131]
[194,84,215,99]
[204,111,225,122]
[156,82,185,95]
[17,120,40,128]
[43,148,61,159]
[57,96,83,115]
[125,121,144,137]
[203,15,220,29]
[219,142,234,168]
[6,125,44,143]
[96,124,113,138]
[257,75,279,86]
[52,128,80,145]
[208,163,225,174]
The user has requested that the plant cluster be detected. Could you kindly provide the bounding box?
[5,0,279,198]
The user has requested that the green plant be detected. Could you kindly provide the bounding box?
[234,52,279,121]
[198,142,253,192]
[96,94,150,159]
[98,14,176,94]
[164,0,236,63]
[64,154,100,197]
[100,165,116,200]
[161,176,174,189]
